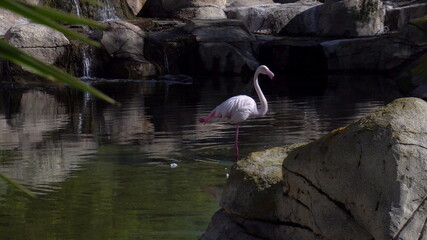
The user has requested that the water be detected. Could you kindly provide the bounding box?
[0,74,397,239]
[98,0,118,21]
[72,0,82,17]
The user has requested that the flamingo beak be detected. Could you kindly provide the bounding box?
[268,71,275,79]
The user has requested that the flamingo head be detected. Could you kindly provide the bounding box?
[258,65,275,79]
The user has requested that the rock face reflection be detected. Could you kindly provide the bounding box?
[0,90,96,189]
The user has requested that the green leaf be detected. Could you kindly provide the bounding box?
[0,0,102,47]
[411,53,427,78]
[0,39,118,105]
[0,172,35,198]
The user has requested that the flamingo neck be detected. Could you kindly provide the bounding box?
[254,70,268,116]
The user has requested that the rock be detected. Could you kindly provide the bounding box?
[225,2,322,34]
[4,23,73,82]
[0,9,29,35]
[385,2,427,32]
[93,20,145,60]
[283,97,427,240]
[203,144,313,240]
[259,38,327,73]
[399,16,427,46]
[320,35,426,71]
[91,20,158,78]
[220,144,306,219]
[175,6,226,20]
[281,0,386,37]
[145,19,259,75]
[126,0,147,16]
[141,0,227,19]
[226,0,275,7]
[203,97,427,240]
[184,19,259,74]
[144,27,200,75]
[259,33,427,72]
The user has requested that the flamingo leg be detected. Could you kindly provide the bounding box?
[235,124,240,161]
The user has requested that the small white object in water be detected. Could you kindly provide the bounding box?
[170,163,178,168]
[226,173,229,178]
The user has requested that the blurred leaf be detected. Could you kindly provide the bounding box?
[411,53,427,76]
[0,173,35,198]
[410,16,427,32]
[0,0,102,47]
[0,39,117,105]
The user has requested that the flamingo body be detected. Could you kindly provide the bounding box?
[199,95,257,124]
[199,65,275,161]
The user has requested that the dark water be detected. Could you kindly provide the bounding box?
[0,74,399,239]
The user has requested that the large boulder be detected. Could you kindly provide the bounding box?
[91,20,158,78]
[4,23,74,82]
[141,0,227,19]
[0,9,29,35]
[225,1,322,34]
[281,0,386,37]
[283,97,427,239]
[202,97,427,240]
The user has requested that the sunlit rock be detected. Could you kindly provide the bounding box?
[141,0,227,19]
[225,1,322,34]
[0,9,29,35]
[281,0,385,37]
[126,0,147,16]
[202,97,427,240]
[3,23,74,83]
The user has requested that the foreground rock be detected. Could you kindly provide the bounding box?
[202,97,427,240]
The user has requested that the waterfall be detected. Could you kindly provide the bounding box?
[72,0,96,78]
[72,0,81,17]
[82,45,94,78]
[163,48,170,74]
[98,0,118,21]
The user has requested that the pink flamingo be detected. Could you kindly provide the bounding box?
[199,65,275,161]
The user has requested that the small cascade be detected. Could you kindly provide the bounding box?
[72,0,82,17]
[163,48,170,74]
[72,0,97,78]
[98,0,118,21]
[81,45,94,78]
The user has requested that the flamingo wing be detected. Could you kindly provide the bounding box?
[200,95,257,124]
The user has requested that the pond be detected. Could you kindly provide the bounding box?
[0,73,398,239]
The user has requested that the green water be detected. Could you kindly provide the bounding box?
[0,75,395,239]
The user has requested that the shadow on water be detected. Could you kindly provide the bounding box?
[0,73,402,239]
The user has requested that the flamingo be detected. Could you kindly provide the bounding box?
[199,65,275,161]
